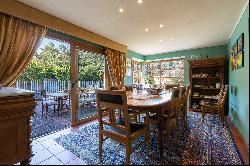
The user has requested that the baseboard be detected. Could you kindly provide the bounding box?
[229,116,249,151]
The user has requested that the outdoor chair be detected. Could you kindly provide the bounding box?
[40,90,58,118]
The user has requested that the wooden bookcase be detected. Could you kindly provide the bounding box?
[188,57,226,112]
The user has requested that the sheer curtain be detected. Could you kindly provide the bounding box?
[0,13,47,86]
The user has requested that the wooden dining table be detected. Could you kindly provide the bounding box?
[47,92,69,114]
[126,90,173,157]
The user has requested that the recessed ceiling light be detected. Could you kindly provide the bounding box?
[170,37,175,40]
[160,39,163,42]
[145,28,149,32]
[138,0,143,4]
[159,24,164,28]
[119,8,124,13]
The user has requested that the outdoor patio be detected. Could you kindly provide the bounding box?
[31,100,97,139]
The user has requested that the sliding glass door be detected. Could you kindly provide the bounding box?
[70,45,105,126]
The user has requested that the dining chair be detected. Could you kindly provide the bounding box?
[96,89,150,165]
[163,97,181,146]
[164,83,179,90]
[125,85,133,91]
[200,85,228,126]
[41,90,58,118]
[178,85,190,129]
[146,87,181,155]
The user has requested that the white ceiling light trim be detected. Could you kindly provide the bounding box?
[119,8,124,13]
[138,0,143,4]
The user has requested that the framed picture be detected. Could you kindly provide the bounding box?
[237,33,244,51]
[233,43,238,55]
[230,50,237,70]
[235,50,244,69]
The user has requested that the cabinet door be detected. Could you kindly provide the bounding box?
[0,118,28,164]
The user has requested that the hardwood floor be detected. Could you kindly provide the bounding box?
[226,117,249,165]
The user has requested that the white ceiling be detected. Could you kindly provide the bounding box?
[18,0,248,55]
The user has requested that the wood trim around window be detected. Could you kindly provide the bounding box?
[46,32,105,55]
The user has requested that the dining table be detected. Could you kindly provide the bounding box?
[47,92,69,114]
[126,90,173,157]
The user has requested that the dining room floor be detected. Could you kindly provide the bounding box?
[17,111,249,165]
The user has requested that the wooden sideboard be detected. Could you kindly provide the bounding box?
[0,88,35,165]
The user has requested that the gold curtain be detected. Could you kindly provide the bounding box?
[105,48,126,89]
[0,13,47,86]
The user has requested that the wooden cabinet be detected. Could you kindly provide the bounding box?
[188,57,226,112]
[0,88,35,165]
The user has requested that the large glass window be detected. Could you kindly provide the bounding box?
[145,59,184,86]
[132,60,142,84]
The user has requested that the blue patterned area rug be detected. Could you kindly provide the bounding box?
[55,112,244,165]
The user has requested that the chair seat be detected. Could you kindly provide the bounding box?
[128,108,140,115]
[116,119,145,134]
[149,112,176,120]
[43,100,57,105]
[79,98,96,104]
[200,100,219,105]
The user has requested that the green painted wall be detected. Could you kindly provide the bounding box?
[226,4,249,146]
[124,50,144,85]
[145,45,227,85]
[126,50,144,60]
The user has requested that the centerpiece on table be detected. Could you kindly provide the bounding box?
[145,84,163,95]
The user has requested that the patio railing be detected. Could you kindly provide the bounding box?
[13,80,103,93]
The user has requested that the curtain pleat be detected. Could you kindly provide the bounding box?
[105,48,126,89]
[0,13,47,86]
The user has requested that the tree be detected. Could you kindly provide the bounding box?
[20,41,104,81]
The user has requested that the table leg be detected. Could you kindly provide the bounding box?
[20,158,31,165]
[59,97,64,115]
[157,106,164,158]
[56,97,63,115]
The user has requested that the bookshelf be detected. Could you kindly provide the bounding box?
[188,57,226,111]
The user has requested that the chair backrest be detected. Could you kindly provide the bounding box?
[109,86,120,90]
[179,86,186,98]
[218,91,227,110]
[171,87,181,99]
[125,85,133,91]
[165,96,180,118]
[165,84,178,90]
[217,86,225,103]
[96,89,130,132]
